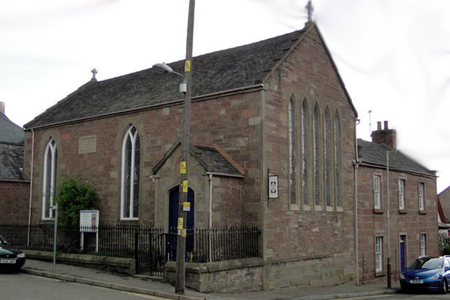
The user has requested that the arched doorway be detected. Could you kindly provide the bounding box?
[167,187,195,261]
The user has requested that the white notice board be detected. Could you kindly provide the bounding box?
[80,210,99,232]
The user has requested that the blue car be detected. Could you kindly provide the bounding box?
[400,256,450,293]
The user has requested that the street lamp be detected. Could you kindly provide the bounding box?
[152,63,187,93]
[152,0,195,294]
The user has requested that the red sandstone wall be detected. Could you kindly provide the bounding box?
[357,165,438,283]
[0,181,30,224]
[261,25,357,263]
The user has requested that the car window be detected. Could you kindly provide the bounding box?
[409,257,443,270]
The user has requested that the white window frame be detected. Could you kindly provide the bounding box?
[420,234,426,256]
[398,179,405,210]
[375,236,383,272]
[418,182,425,211]
[120,126,140,220]
[42,138,57,220]
[374,174,382,210]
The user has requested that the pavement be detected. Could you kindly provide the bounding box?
[22,258,401,300]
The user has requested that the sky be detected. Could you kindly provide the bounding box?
[1,0,450,193]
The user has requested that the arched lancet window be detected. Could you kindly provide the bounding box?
[334,112,342,207]
[42,138,58,219]
[324,109,332,207]
[313,104,321,207]
[120,125,141,220]
[301,100,309,206]
[288,97,296,205]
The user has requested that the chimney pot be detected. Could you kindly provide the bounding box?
[0,101,5,115]
[371,120,397,149]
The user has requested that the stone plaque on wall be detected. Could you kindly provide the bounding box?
[79,135,97,154]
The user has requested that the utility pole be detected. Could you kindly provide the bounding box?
[175,0,195,294]
[386,150,391,288]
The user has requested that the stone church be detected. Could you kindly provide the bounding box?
[23,21,370,290]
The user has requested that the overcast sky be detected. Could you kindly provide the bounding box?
[2,0,450,193]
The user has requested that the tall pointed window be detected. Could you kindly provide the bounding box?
[301,100,309,206]
[42,138,58,219]
[121,125,141,220]
[324,109,331,207]
[288,98,297,205]
[313,104,320,207]
[334,112,342,207]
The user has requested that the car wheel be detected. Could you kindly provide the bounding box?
[441,279,448,294]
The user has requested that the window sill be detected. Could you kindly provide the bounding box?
[398,210,407,214]
[419,210,426,215]
[314,205,323,212]
[373,209,384,214]
[289,204,300,211]
[375,271,385,277]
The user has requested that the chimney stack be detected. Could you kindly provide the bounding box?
[371,120,397,149]
[0,101,5,115]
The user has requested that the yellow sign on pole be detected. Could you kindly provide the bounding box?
[183,202,191,212]
[182,180,188,193]
[185,60,191,72]
[180,161,186,174]
[177,217,183,230]
[181,229,187,237]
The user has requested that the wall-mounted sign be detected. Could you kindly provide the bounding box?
[268,175,279,199]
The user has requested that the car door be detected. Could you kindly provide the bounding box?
[445,258,450,281]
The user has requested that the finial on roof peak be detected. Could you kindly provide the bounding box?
[91,68,98,82]
[305,0,314,26]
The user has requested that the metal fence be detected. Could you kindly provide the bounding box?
[0,224,260,275]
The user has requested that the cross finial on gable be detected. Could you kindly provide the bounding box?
[91,68,98,80]
[306,0,314,22]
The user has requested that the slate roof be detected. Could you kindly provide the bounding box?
[153,142,243,177]
[0,112,24,145]
[25,25,340,129]
[357,139,435,177]
[0,113,26,181]
[0,143,26,181]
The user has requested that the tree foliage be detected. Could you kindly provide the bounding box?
[54,176,100,227]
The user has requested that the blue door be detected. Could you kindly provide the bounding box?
[167,187,194,261]
[400,235,406,272]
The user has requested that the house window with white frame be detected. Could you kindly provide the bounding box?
[374,174,382,210]
[398,179,405,210]
[375,236,383,272]
[120,125,141,220]
[42,138,58,220]
[420,234,426,256]
[418,182,425,212]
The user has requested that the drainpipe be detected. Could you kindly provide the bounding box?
[207,173,213,262]
[354,119,360,286]
[27,128,35,246]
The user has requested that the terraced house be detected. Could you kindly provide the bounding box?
[19,21,438,292]
[356,121,438,284]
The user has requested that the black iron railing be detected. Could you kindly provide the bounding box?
[0,224,260,274]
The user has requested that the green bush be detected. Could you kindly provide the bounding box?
[54,176,100,227]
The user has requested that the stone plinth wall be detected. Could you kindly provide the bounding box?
[165,258,264,293]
